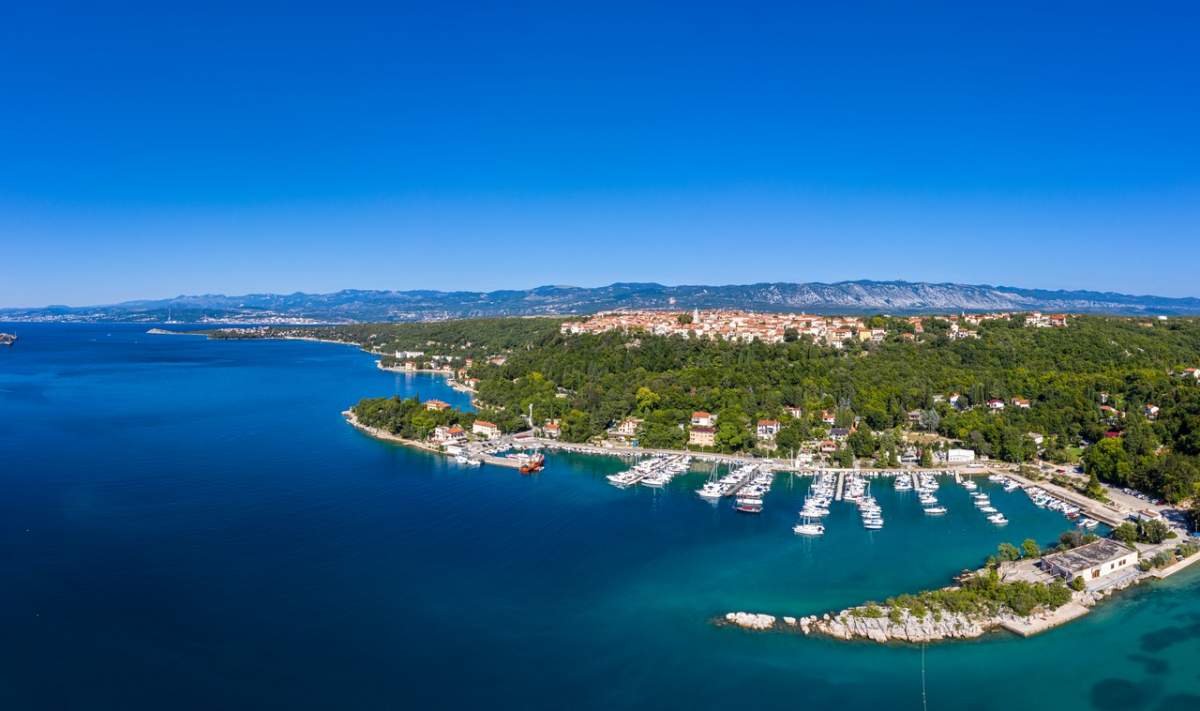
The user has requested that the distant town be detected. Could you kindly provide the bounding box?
[563,308,1070,346]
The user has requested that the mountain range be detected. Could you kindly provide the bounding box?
[3,281,1199,323]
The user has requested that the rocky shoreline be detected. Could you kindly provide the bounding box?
[720,560,1160,644]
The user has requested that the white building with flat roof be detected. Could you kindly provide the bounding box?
[946,448,976,464]
[1041,539,1138,583]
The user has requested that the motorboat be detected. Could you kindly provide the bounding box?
[923,506,947,515]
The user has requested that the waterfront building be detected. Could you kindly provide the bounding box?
[946,448,976,463]
[1041,539,1137,582]
[425,399,450,411]
[473,420,501,439]
[689,426,716,447]
[691,411,715,427]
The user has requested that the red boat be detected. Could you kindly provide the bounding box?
[519,453,545,475]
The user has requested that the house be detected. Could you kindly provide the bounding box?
[1027,432,1045,447]
[756,419,781,439]
[1100,405,1122,419]
[472,420,501,439]
[1011,397,1031,409]
[425,399,451,411]
[829,427,850,441]
[463,377,480,389]
[1185,368,1199,380]
[819,439,838,453]
[820,410,837,425]
[987,399,1006,411]
[402,360,419,371]
[688,425,716,447]
[946,448,976,464]
[1145,404,1160,419]
[907,410,923,424]
[1041,539,1137,584]
[785,405,803,419]
[691,411,715,427]
[542,421,561,439]
[432,424,466,444]
[487,356,508,366]
[948,392,962,408]
[614,417,643,438]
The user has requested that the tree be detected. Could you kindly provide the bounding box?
[1070,576,1086,592]
[997,542,1021,562]
[676,312,693,325]
[1021,539,1041,558]
[919,448,933,467]
[1112,522,1139,545]
[1083,437,1132,486]
[1138,519,1170,544]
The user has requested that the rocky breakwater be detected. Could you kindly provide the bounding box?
[802,607,991,643]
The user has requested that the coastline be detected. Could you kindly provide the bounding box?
[187,329,1200,648]
[721,545,1200,644]
[342,409,445,455]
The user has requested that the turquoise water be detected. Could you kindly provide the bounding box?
[2,324,1198,710]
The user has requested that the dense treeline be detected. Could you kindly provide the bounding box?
[270,318,565,362]
[352,396,476,440]
[319,315,1200,502]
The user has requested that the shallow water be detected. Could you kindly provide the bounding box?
[1,324,1197,710]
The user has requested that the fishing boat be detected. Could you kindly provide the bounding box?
[519,453,545,474]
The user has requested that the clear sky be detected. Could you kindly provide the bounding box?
[2,1,1198,307]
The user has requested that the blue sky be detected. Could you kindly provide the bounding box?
[2,1,1197,306]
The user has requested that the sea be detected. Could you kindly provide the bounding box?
[1,323,1197,710]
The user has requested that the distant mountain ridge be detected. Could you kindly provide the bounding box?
[4,281,1200,323]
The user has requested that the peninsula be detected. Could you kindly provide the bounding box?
[184,309,1200,642]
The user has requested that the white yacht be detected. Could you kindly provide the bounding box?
[923,505,947,515]
[793,519,825,536]
[987,513,1009,525]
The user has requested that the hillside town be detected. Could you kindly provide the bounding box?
[561,308,1069,346]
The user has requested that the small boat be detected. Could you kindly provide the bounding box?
[454,454,470,464]
[961,480,978,491]
[1077,518,1098,529]
[924,506,947,515]
[735,497,764,513]
[980,505,998,514]
[863,519,884,530]
[987,513,1008,525]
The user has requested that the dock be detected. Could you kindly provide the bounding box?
[834,471,846,501]
[1004,470,1128,527]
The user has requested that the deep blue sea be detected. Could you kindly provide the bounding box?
[2,323,1198,710]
